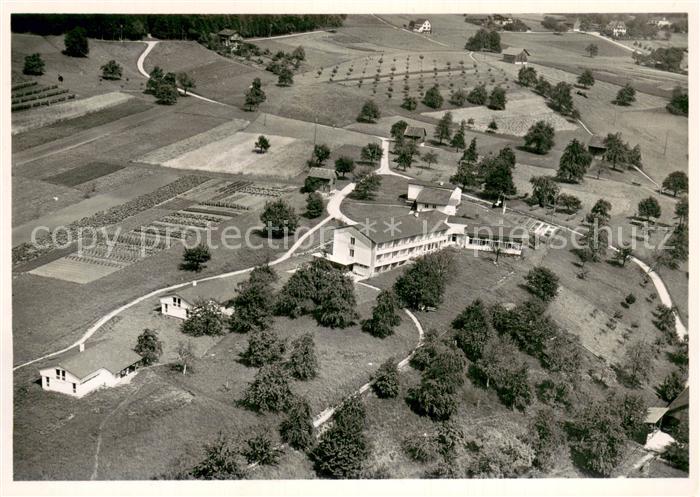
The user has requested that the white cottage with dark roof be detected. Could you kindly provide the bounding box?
[407,179,462,215]
[39,341,142,397]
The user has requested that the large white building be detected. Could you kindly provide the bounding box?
[39,341,142,398]
[407,179,462,216]
[328,211,450,277]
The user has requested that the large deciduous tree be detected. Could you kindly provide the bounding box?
[523,121,555,154]
[260,199,299,237]
[557,139,592,183]
[134,328,163,365]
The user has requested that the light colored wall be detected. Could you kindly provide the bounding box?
[160,296,192,320]
[407,184,424,201]
[332,228,373,269]
[39,367,134,398]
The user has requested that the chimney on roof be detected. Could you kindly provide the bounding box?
[79,343,85,352]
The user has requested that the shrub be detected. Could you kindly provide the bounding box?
[242,433,280,466]
[23,53,45,75]
[241,364,293,413]
[524,266,560,302]
[190,433,246,480]
[279,396,314,450]
[181,299,225,337]
[242,329,286,367]
[286,333,318,380]
[134,328,162,366]
[402,434,439,462]
[372,358,400,398]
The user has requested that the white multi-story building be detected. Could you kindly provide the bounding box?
[407,179,462,216]
[605,21,627,37]
[328,211,450,277]
[38,341,142,398]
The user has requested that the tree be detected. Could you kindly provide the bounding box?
[675,195,688,227]
[146,66,164,94]
[523,121,555,154]
[261,199,299,237]
[292,45,306,61]
[372,358,400,398]
[482,154,516,198]
[181,299,225,337]
[390,120,408,145]
[464,29,501,52]
[450,121,466,150]
[466,428,534,477]
[663,171,688,197]
[621,340,654,387]
[461,137,478,164]
[492,300,559,359]
[529,176,560,208]
[449,88,469,106]
[585,43,599,57]
[287,333,318,380]
[577,69,595,88]
[190,433,246,480]
[568,401,626,476]
[334,156,355,178]
[100,59,122,80]
[244,77,266,111]
[627,144,643,170]
[277,65,294,86]
[535,76,552,97]
[474,337,532,410]
[176,72,195,95]
[407,376,459,421]
[542,333,582,376]
[155,81,178,105]
[580,224,609,263]
[603,133,629,171]
[394,251,456,310]
[549,82,574,115]
[452,299,494,361]
[614,84,636,106]
[525,266,560,302]
[657,370,686,403]
[360,142,383,165]
[401,95,418,110]
[254,135,270,153]
[487,86,507,110]
[176,340,195,374]
[64,26,89,57]
[242,329,286,367]
[279,396,314,450]
[134,328,162,366]
[421,151,439,169]
[314,270,358,328]
[305,192,324,218]
[434,111,453,144]
[467,84,488,105]
[228,265,277,333]
[311,397,369,478]
[311,143,331,165]
[556,193,582,214]
[527,409,565,470]
[518,66,538,87]
[615,243,633,267]
[180,243,211,271]
[422,85,444,109]
[557,139,592,183]
[23,53,45,76]
[241,363,293,413]
[361,289,401,338]
[666,86,688,116]
[638,196,661,222]
[357,99,380,122]
[587,198,613,224]
[352,172,381,200]
[242,433,280,466]
[451,160,480,190]
[393,141,417,171]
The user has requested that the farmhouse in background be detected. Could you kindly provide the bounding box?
[647,17,672,28]
[605,21,627,37]
[218,29,242,49]
[403,126,427,145]
[307,167,337,192]
[327,211,450,277]
[587,135,608,157]
[492,14,514,26]
[409,18,432,33]
[502,47,530,64]
[407,179,462,216]
[160,290,234,320]
[39,341,141,397]
[446,217,528,256]
[465,14,491,26]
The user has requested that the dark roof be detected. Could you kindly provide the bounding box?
[414,18,429,24]
[667,386,689,412]
[468,223,530,241]
[404,127,427,138]
[502,47,530,56]
[416,187,453,206]
[588,135,607,149]
[56,342,141,380]
[348,211,449,244]
[644,407,669,424]
[408,178,458,191]
[308,167,337,180]
[218,29,240,37]
[446,215,469,225]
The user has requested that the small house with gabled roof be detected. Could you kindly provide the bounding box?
[404,126,427,144]
[409,18,432,33]
[307,167,337,192]
[218,29,242,48]
[502,47,530,64]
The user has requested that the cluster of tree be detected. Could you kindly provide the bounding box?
[464,29,502,52]
[357,99,380,123]
[602,133,643,172]
[229,264,278,334]
[540,16,568,32]
[181,299,226,337]
[266,48,304,86]
[501,19,530,32]
[632,46,685,73]
[64,26,89,57]
[244,77,266,110]
[394,250,456,310]
[624,15,661,39]
[666,86,688,116]
[146,66,194,104]
[362,290,401,338]
[22,53,45,75]
[522,68,579,118]
[311,396,370,478]
[12,14,345,40]
[351,170,382,200]
[275,258,358,328]
[260,198,299,237]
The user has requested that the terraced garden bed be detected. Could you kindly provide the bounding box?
[43,162,125,187]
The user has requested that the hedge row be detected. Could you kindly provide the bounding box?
[11,84,59,98]
[12,88,69,105]
[11,81,38,92]
[11,94,75,112]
